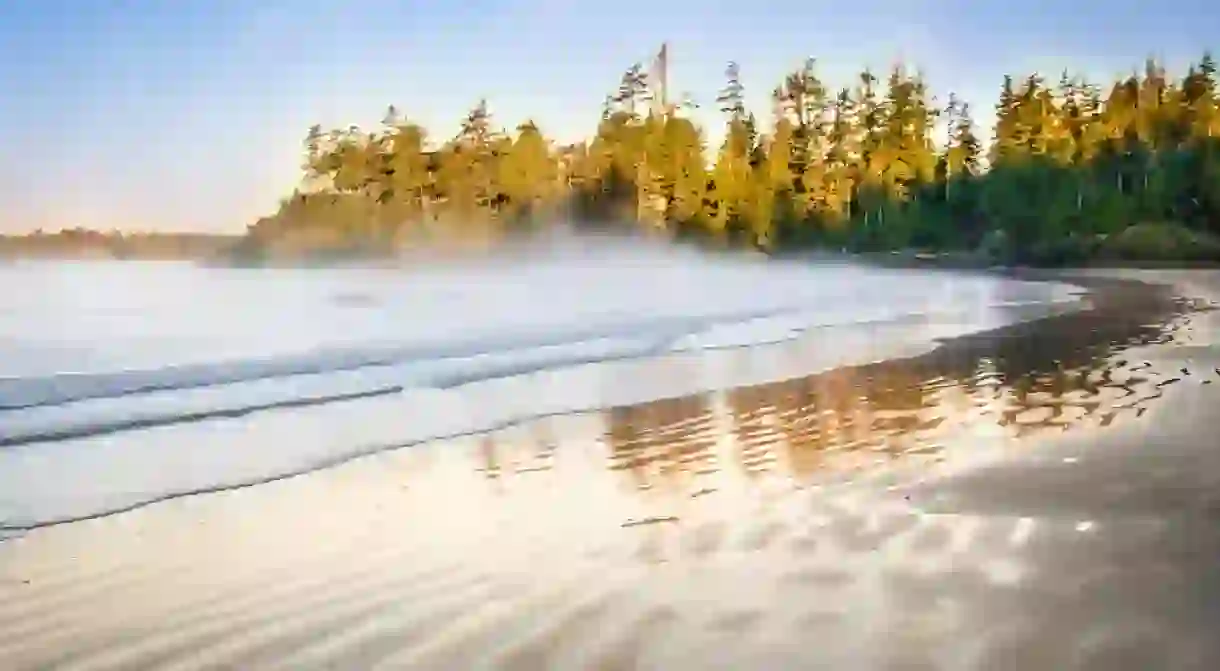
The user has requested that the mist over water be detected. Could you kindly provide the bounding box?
[0,237,1083,530]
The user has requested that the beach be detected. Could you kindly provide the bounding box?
[2,263,1219,670]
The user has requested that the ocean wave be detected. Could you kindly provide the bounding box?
[0,258,1085,531]
[0,297,1083,450]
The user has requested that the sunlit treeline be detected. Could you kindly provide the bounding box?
[0,228,238,260]
[236,50,1220,264]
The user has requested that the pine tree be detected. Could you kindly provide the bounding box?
[992,75,1020,166]
[716,61,747,122]
[821,88,856,226]
[945,95,982,181]
[613,63,652,119]
[497,120,559,225]
[711,63,756,240]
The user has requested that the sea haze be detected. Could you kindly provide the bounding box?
[0,241,1084,530]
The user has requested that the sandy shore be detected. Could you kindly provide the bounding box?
[1,270,1218,670]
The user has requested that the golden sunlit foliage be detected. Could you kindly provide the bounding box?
[12,49,1220,265]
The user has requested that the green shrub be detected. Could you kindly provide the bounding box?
[1098,222,1220,262]
[977,229,1012,263]
[1026,233,1103,267]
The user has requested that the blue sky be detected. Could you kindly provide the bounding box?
[1,0,1217,233]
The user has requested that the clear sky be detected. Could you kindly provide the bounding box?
[1,0,1217,234]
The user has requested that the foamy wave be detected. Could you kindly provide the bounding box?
[0,256,1085,531]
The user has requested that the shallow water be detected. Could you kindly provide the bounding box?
[0,277,1213,670]
[0,251,1084,529]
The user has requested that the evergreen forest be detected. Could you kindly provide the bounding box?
[10,50,1220,265]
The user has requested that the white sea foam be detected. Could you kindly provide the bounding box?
[0,244,1083,529]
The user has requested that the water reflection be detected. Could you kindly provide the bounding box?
[606,397,717,493]
[476,287,1201,509]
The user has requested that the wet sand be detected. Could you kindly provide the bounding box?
[1,270,1219,670]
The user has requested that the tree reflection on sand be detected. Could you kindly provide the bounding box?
[477,289,1203,509]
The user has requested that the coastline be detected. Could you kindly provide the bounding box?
[0,258,1082,532]
[1,269,1218,669]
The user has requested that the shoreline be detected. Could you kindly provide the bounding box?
[7,236,1220,271]
[846,249,1220,271]
[0,272,1191,532]
[1,269,1218,669]
[0,268,1091,533]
